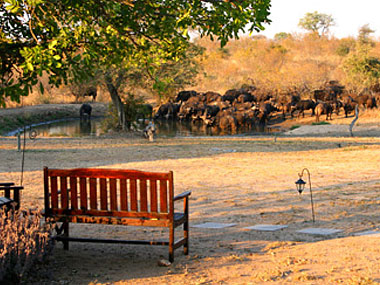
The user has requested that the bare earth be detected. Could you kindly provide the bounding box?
[1,104,380,284]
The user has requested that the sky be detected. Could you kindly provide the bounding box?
[256,0,380,39]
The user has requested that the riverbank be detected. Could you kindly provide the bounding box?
[0,103,107,135]
[2,103,380,137]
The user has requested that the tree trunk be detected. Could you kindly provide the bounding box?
[105,73,126,130]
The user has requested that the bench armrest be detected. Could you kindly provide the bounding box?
[173,191,191,202]
[0,182,15,187]
[0,186,24,192]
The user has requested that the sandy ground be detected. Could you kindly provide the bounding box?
[1,105,380,284]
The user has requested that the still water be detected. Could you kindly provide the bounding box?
[7,118,274,138]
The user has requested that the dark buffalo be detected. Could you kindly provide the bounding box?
[291,99,316,118]
[153,102,180,120]
[313,89,337,102]
[354,94,371,109]
[331,100,343,115]
[217,114,237,134]
[175,90,197,103]
[276,93,300,118]
[203,91,222,104]
[79,103,92,119]
[315,102,333,122]
[366,97,377,109]
[177,100,205,121]
[255,102,279,124]
[342,95,357,117]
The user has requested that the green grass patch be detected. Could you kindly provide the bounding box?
[311,121,330,125]
[289,125,301,130]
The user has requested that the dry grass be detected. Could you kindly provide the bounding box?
[1,133,380,283]
[0,209,54,283]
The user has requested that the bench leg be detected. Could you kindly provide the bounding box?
[184,219,189,255]
[63,220,69,250]
[184,197,189,255]
[169,224,174,263]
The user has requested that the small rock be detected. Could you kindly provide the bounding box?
[157,259,171,267]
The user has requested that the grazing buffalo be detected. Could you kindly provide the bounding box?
[342,95,357,117]
[255,102,279,124]
[79,103,92,119]
[177,100,205,121]
[276,93,300,118]
[313,89,336,102]
[315,102,333,122]
[203,91,222,104]
[218,114,237,134]
[366,97,377,109]
[175,90,197,103]
[291,99,316,118]
[153,102,180,120]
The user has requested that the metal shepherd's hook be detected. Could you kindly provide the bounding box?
[296,168,316,223]
[20,126,38,186]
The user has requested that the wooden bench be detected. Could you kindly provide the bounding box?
[0,182,24,210]
[43,167,191,262]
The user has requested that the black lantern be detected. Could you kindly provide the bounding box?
[295,178,306,194]
[295,168,315,223]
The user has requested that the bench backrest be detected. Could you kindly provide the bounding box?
[44,167,174,220]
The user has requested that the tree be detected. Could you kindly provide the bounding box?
[358,24,375,45]
[298,11,335,36]
[343,25,380,91]
[274,32,291,41]
[1,0,271,129]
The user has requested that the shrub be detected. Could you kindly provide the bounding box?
[0,209,54,283]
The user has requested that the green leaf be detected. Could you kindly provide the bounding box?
[39,82,44,94]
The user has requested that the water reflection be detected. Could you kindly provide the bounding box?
[8,118,274,138]
[153,120,272,137]
[24,118,103,137]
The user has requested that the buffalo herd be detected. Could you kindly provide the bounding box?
[152,82,380,134]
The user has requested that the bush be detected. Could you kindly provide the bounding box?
[0,209,54,283]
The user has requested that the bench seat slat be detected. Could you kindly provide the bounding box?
[50,214,170,227]
[100,178,107,210]
[60,177,68,209]
[140,179,148,212]
[120,179,128,211]
[110,179,117,211]
[70,177,78,210]
[150,180,158,213]
[130,179,137,211]
[48,208,170,219]
[48,168,170,180]
[0,197,13,207]
[89,178,97,210]
[80,177,87,209]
